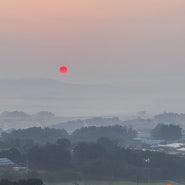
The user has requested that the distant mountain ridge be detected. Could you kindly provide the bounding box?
[0,78,122,98]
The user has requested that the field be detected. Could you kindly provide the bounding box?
[46,181,180,185]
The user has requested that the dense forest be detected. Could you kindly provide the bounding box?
[1,127,69,146]
[1,125,137,147]
[1,115,185,182]
[1,126,185,182]
[151,124,182,140]
[2,138,185,181]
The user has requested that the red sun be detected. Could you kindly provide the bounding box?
[59,66,68,74]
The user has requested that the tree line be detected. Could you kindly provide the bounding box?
[1,125,137,147]
[0,178,43,185]
[151,123,182,140]
[1,137,185,181]
[1,125,185,181]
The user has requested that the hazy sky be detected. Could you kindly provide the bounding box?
[0,0,185,86]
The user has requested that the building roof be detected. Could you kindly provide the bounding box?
[0,158,15,165]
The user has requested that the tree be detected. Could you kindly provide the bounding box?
[151,123,182,140]
[71,125,137,143]
[28,144,71,170]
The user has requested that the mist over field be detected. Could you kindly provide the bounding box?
[0,78,185,117]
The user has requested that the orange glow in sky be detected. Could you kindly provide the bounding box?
[0,0,185,85]
[1,0,184,38]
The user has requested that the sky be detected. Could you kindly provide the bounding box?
[0,0,185,114]
[0,0,184,84]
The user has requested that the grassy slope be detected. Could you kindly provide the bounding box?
[46,181,180,185]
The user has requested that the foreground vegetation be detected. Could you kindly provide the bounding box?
[1,125,185,182]
[0,178,43,185]
[46,181,180,185]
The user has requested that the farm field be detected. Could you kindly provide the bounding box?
[46,181,180,185]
